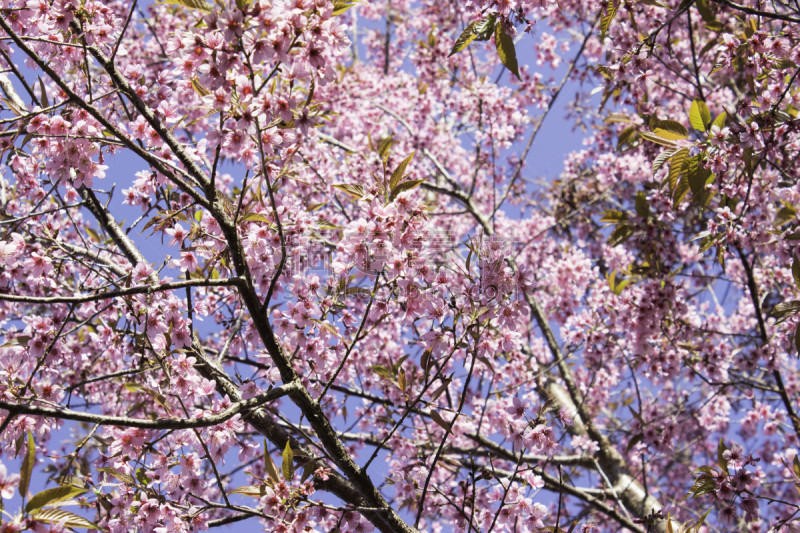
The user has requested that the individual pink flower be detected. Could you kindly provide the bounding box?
[506,396,529,418]
[165,224,189,247]
[131,263,153,285]
[719,505,738,526]
[0,463,20,499]
[25,252,53,277]
[740,498,759,522]
[177,250,200,272]
[0,233,25,261]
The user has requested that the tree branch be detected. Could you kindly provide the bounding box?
[0,278,243,304]
[0,383,298,429]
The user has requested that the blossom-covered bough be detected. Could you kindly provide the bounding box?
[0,0,799,531]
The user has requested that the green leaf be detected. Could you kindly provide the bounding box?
[301,460,318,483]
[691,507,713,530]
[332,183,365,199]
[688,477,718,498]
[96,468,136,486]
[229,485,266,497]
[37,77,49,109]
[389,179,426,202]
[135,468,149,486]
[332,0,361,15]
[626,433,644,454]
[666,148,689,193]
[653,120,689,140]
[389,152,415,191]
[717,438,729,474]
[696,0,716,23]
[698,232,718,253]
[774,58,799,70]
[85,227,103,243]
[695,465,717,474]
[600,209,628,223]
[376,136,395,160]
[54,475,86,489]
[369,364,394,380]
[241,212,271,223]
[600,2,619,40]
[609,269,634,295]
[596,65,613,79]
[711,111,727,130]
[397,367,407,391]
[744,16,757,38]
[689,100,711,131]
[635,192,650,219]
[605,112,635,124]
[476,355,495,372]
[264,439,280,483]
[775,203,798,227]
[429,376,451,401]
[771,300,800,321]
[191,78,210,97]
[155,0,211,12]
[317,218,341,230]
[31,509,100,530]
[281,441,294,482]
[652,148,676,174]
[428,410,452,431]
[639,131,678,148]
[617,126,639,151]
[473,15,497,40]
[420,349,434,374]
[494,24,521,80]
[25,485,88,513]
[613,278,632,295]
[795,321,800,356]
[698,37,720,58]
[345,286,373,296]
[19,432,34,499]
[608,224,635,246]
[687,156,713,205]
[673,176,690,208]
[123,383,171,414]
[392,355,409,374]
[449,21,479,57]
[1,335,31,349]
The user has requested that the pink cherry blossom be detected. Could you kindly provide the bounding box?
[0,0,798,531]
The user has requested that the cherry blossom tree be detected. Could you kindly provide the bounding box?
[0,0,799,531]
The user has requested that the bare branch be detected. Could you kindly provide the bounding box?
[0,382,299,429]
